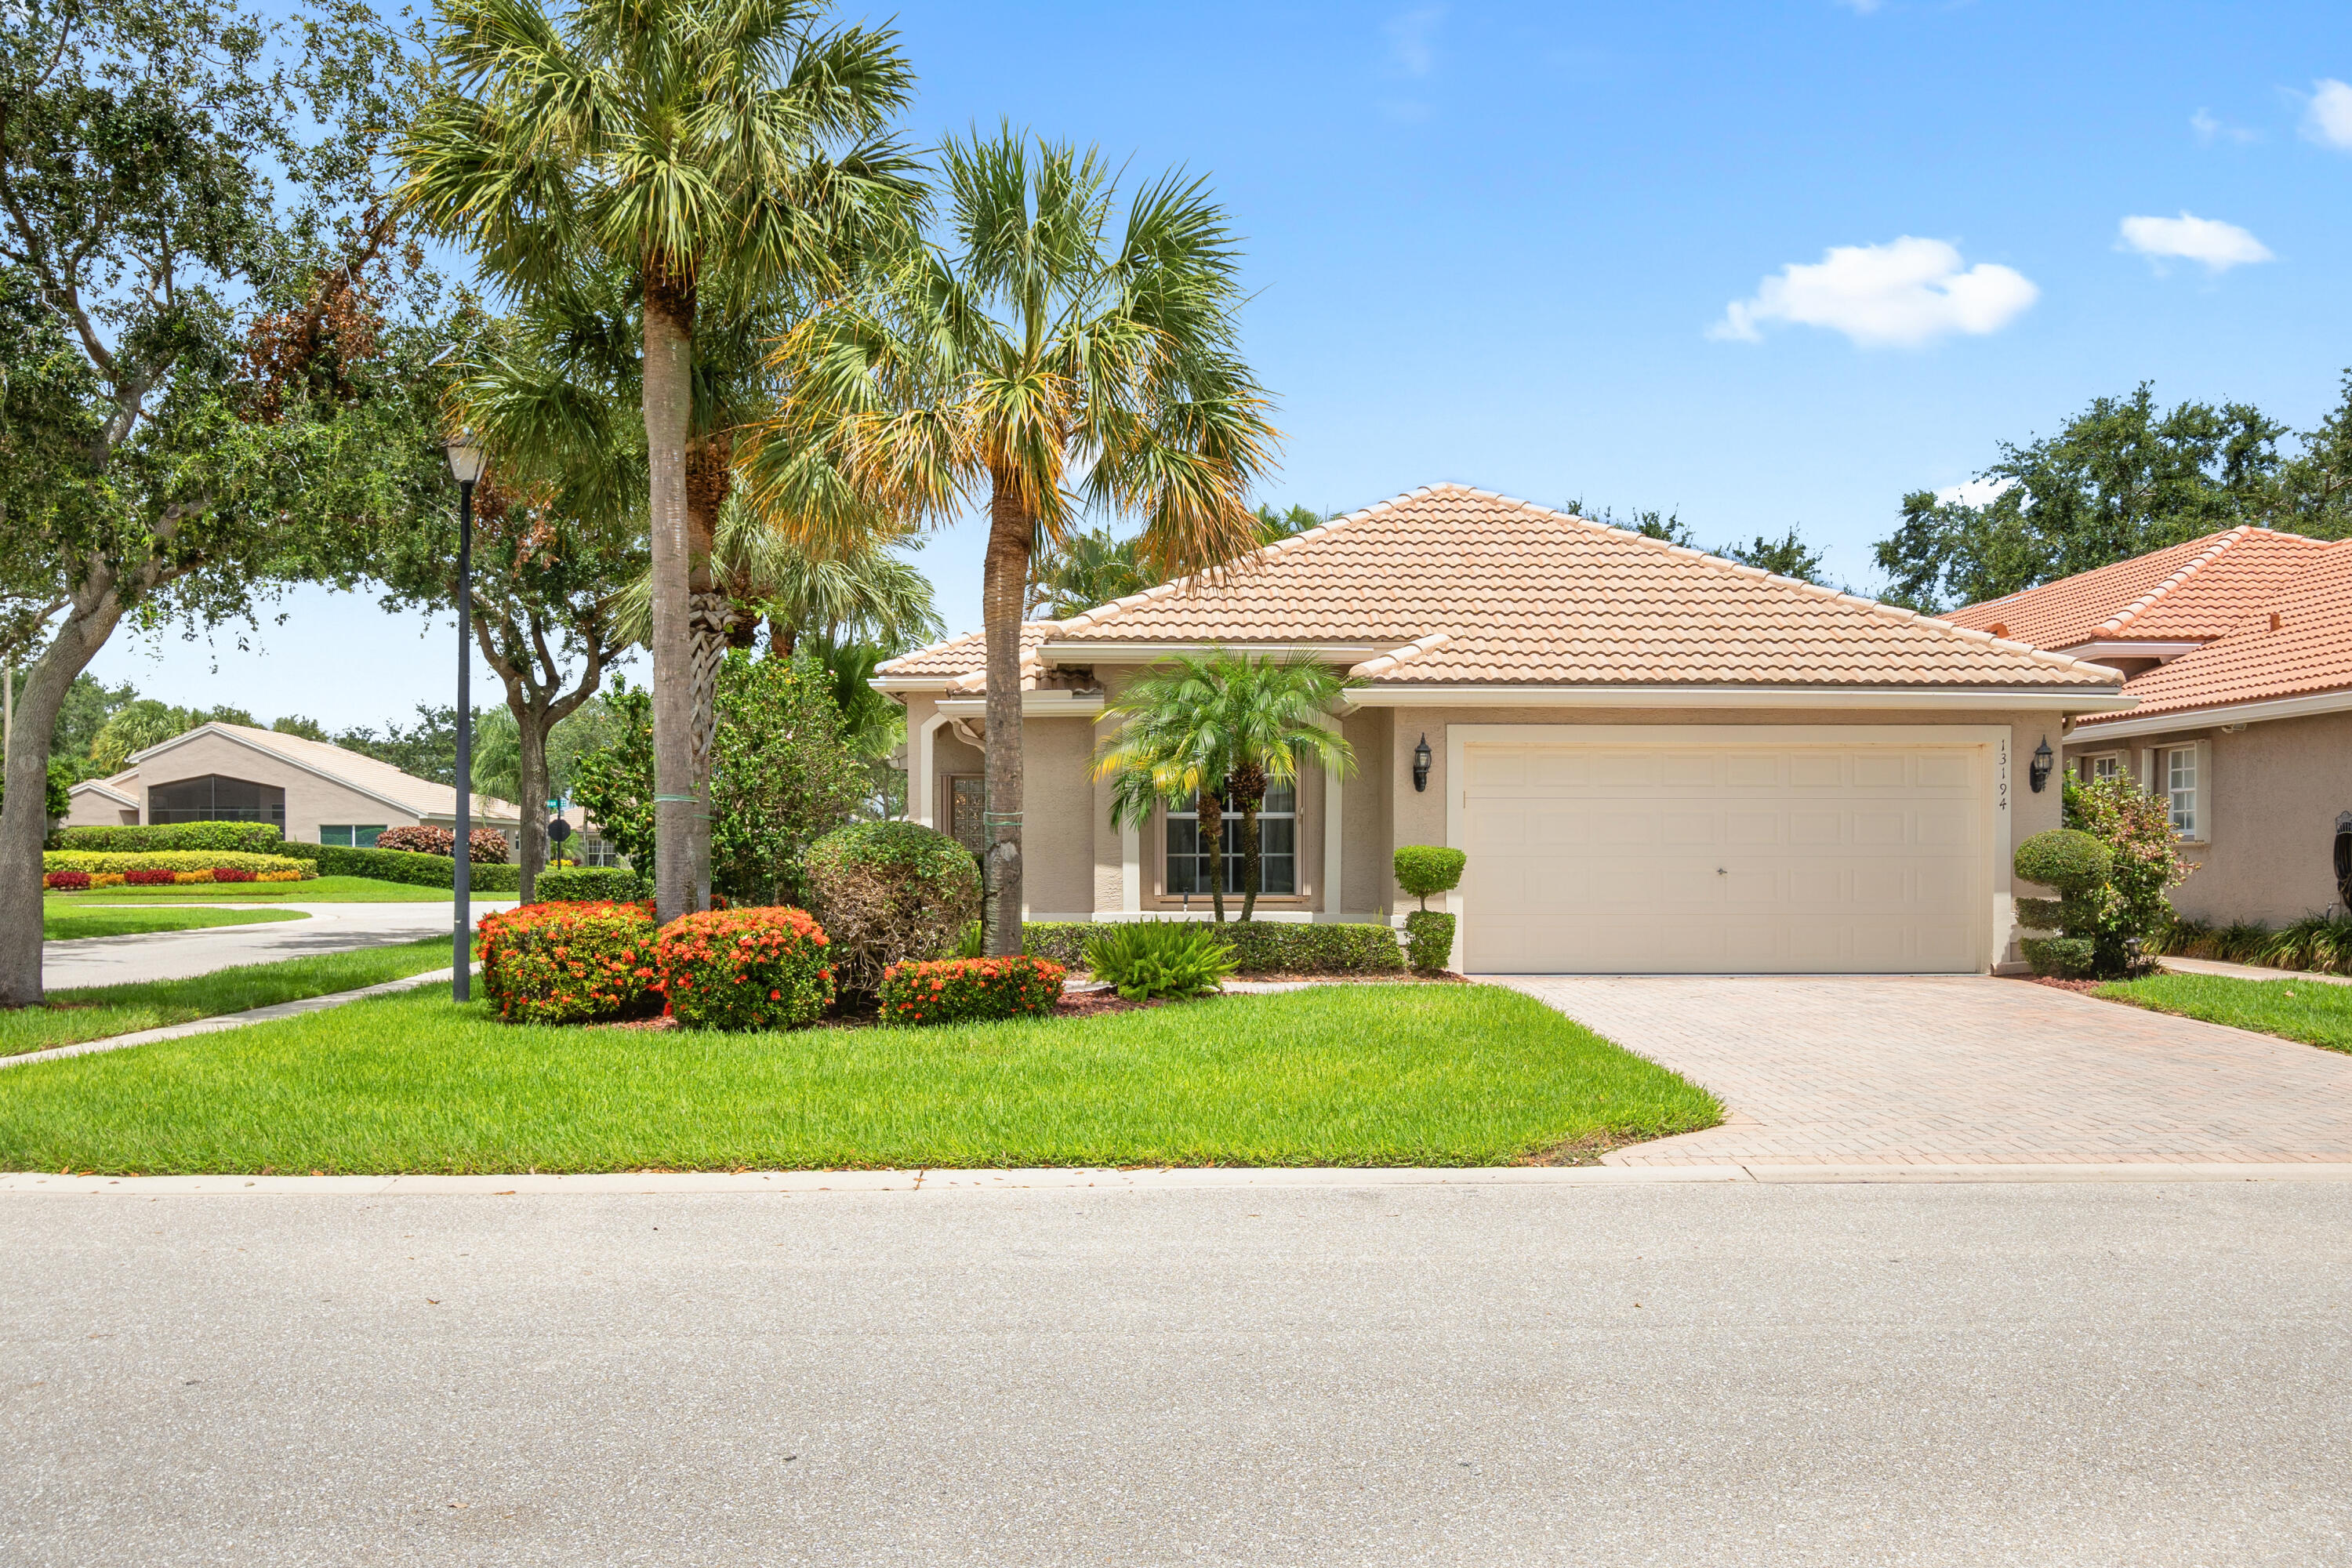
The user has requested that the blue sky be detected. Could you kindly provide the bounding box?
[92,0,2352,728]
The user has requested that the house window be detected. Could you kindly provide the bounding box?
[2165,746,2199,837]
[1167,782,1296,895]
[148,775,285,826]
[2089,753,2124,782]
[576,833,625,868]
[320,825,388,848]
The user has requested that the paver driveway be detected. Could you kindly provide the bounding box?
[1492,975,2352,1166]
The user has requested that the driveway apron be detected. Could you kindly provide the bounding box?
[1490,975,2352,1166]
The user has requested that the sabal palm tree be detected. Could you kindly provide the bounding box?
[1029,527,1147,619]
[747,126,1279,953]
[395,0,920,921]
[1094,652,1355,923]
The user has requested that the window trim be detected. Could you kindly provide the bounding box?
[1162,782,1300,899]
[2155,741,2210,844]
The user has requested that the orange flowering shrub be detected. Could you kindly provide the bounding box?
[878,956,1065,1026]
[172,869,216,884]
[652,906,834,1031]
[477,900,659,1025]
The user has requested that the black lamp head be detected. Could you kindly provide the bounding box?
[2029,735,2055,793]
[1412,733,1432,793]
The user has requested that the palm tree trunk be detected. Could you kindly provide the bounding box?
[1197,788,1226,924]
[642,278,696,926]
[980,474,1029,956]
[685,431,733,913]
[1239,800,1262,922]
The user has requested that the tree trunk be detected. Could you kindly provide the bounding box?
[514,699,550,902]
[0,590,125,1007]
[1239,802,1262,922]
[684,432,733,913]
[642,279,696,925]
[980,475,1029,956]
[1196,788,1226,924]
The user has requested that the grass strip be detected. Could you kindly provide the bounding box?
[41,877,470,905]
[2095,971,2352,1054]
[0,983,1720,1173]
[3,938,453,1059]
[44,905,307,942]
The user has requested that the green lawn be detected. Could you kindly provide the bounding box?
[0,983,1719,1173]
[44,876,485,904]
[44,904,307,942]
[2,938,454,1059]
[2097,971,2352,1054]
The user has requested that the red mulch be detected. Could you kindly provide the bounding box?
[2011,975,2107,994]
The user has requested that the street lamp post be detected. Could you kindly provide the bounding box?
[445,432,487,1001]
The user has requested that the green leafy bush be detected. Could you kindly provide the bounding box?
[1022,920,1404,975]
[2060,777,2190,976]
[2020,937,2097,978]
[2013,829,2111,894]
[51,822,285,854]
[1393,845,1466,909]
[42,850,314,877]
[879,956,1066,1025]
[1082,921,1237,1001]
[653,906,836,1031]
[532,866,641,903]
[1404,910,1457,973]
[477,901,659,1025]
[272,840,521,891]
[805,821,983,996]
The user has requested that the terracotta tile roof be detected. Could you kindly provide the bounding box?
[1036,485,2117,689]
[1947,527,2337,648]
[876,624,1082,692]
[2075,539,2352,726]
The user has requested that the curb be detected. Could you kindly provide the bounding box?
[7,1162,2352,1196]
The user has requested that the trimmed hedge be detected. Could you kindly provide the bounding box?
[533,866,641,903]
[44,871,91,891]
[1403,909,1457,973]
[50,822,286,854]
[274,840,521,891]
[1022,919,1405,976]
[653,907,836,1031]
[880,956,1065,1025]
[477,901,659,1025]
[1393,845,1466,909]
[42,850,314,877]
[2013,829,2112,895]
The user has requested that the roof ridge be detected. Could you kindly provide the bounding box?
[1348,631,1452,681]
[2099,526,2251,636]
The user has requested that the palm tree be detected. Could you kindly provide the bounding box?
[747,127,1278,953]
[395,0,920,921]
[1029,527,1147,619]
[1094,652,1356,923]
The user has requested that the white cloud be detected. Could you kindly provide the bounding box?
[2190,108,2259,145]
[1383,7,1443,77]
[2118,212,2273,273]
[2305,78,2352,150]
[1710,236,2038,349]
[1936,477,2018,509]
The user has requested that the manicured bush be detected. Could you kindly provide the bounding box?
[2063,775,2191,977]
[1393,845,1467,909]
[533,866,641,903]
[2020,936,2097,978]
[268,841,521,891]
[90,873,125,888]
[805,821,983,996]
[376,825,513,864]
[653,907,836,1031]
[477,901,660,1025]
[1022,920,1405,976]
[212,867,256,884]
[1082,921,1236,1001]
[44,871,91,892]
[879,956,1066,1025]
[50,822,285,855]
[2013,829,2112,895]
[42,849,314,877]
[257,869,305,884]
[1404,909,1457,973]
[173,870,215,884]
[125,868,178,887]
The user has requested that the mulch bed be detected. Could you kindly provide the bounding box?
[2010,975,2107,995]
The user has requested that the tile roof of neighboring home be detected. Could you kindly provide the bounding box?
[1945,526,2339,648]
[881,485,2122,692]
[2075,539,2352,726]
[126,723,524,821]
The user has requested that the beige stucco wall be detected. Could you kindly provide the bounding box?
[63,789,140,829]
[123,733,428,844]
[2066,710,2352,926]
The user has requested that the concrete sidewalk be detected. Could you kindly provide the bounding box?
[43,900,516,987]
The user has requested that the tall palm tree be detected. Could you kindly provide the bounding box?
[395,0,920,921]
[1028,527,1147,619]
[1094,652,1355,923]
[747,126,1279,953]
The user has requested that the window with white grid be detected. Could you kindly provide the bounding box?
[2165,746,2198,837]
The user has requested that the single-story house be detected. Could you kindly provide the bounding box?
[877,485,2132,975]
[64,721,528,851]
[1947,525,2352,927]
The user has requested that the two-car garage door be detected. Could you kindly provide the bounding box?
[1461,738,1991,975]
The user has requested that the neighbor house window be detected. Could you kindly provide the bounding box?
[2165,746,2199,838]
[1167,782,1295,896]
[319,825,387,848]
[2088,753,2124,782]
[148,775,285,826]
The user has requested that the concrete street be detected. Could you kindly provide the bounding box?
[5,1180,2349,1566]
[42,900,518,988]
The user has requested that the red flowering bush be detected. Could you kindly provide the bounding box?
[124,869,177,887]
[879,956,1066,1026]
[477,901,659,1025]
[44,870,91,892]
[651,906,834,1031]
[211,866,257,883]
[376,825,513,864]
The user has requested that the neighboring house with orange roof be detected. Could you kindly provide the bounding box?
[1948,526,2352,925]
[877,485,2131,975]
[63,721,527,852]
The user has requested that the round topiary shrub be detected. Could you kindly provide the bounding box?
[2013,829,2112,895]
[477,900,659,1025]
[653,906,836,1030]
[1393,845,1466,910]
[805,821,982,999]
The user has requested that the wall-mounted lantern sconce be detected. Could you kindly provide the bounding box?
[2029,735,2054,793]
[1412,734,1432,793]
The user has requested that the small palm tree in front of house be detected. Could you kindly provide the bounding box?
[1094,652,1356,922]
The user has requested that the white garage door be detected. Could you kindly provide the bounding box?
[1461,739,1989,975]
